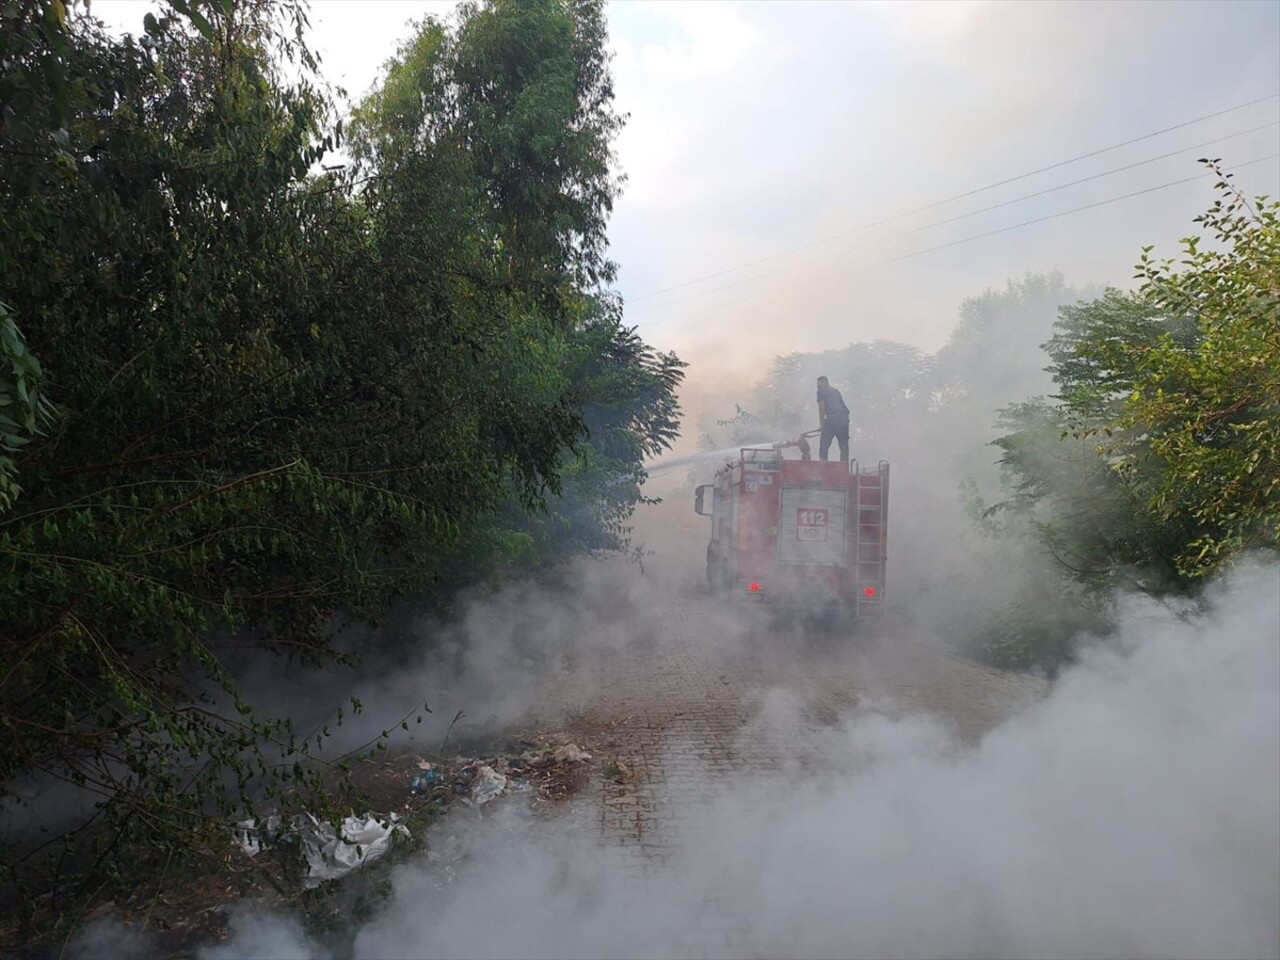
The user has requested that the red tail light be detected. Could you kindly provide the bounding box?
[748,581,761,592]
[863,586,877,597]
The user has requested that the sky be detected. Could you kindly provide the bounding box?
[90,0,1280,375]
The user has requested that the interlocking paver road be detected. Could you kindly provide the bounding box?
[535,500,1045,869]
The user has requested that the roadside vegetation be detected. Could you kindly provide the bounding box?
[0,0,682,937]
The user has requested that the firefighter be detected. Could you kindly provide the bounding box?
[816,375,850,463]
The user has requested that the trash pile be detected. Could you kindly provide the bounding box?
[408,740,593,810]
[405,741,597,893]
[234,811,410,888]
[227,738,594,892]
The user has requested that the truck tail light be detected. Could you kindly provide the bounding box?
[863,586,877,597]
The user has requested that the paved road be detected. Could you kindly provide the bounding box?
[530,505,1045,870]
[331,492,1053,959]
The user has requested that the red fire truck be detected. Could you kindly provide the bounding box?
[694,432,888,619]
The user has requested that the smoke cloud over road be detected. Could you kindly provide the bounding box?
[72,558,1276,960]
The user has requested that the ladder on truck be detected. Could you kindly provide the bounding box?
[850,460,889,617]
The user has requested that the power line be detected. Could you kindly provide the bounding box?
[881,153,1279,266]
[633,123,1280,313]
[627,92,1279,304]
[896,122,1279,240]
[672,153,1279,319]
[870,95,1279,222]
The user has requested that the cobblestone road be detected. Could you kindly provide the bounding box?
[507,538,1043,958]
[536,539,1045,872]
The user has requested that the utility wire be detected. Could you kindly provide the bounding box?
[628,92,1279,304]
[869,95,1278,221]
[896,122,1279,240]
[632,125,1280,313]
[882,152,1279,266]
[673,153,1278,319]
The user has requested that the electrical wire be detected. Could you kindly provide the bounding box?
[631,145,1280,314]
[895,122,1279,241]
[627,92,1280,305]
[654,152,1279,318]
[883,152,1280,266]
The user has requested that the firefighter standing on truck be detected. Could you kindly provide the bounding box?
[816,376,850,463]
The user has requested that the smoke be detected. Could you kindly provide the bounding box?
[666,273,1103,655]
[0,552,699,852]
[203,912,330,960]
[609,2,1279,369]
[70,558,1275,960]
[228,560,689,760]
[45,6,1280,957]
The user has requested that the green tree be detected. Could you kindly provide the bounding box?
[0,303,57,511]
[985,165,1278,666]
[1,2,416,910]
[987,292,1200,594]
[1121,164,1279,575]
[348,0,678,581]
[528,300,686,559]
[449,0,623,297]
[931,272,1088,412]
[0,0,679,922]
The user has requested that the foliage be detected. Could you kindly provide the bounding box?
[988,296,1199,595]
[527,301,685,558]
[932,271,1085,411]
[973,586,1112,674]
[1122,165,1279,574]
[0,1,412,916]
[0,303,57,511]
[344,0,679,583]
[0,0,680,921]
[991,167,1278,596]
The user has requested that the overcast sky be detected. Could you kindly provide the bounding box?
[92,0,1279,375]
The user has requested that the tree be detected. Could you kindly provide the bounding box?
[0,2,419,911]
[987,164,1278,638]
[1120,164,1279,575]
[347,0,678,580]
[526,299,685,559]
[0,303,56,512]
[449,0,623,297]
[0,0,680,921]
[987,292,1199,595]
[931,271,1088,414]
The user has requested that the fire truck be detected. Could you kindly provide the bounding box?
[694,432,888,620]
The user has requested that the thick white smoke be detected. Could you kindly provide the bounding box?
[171,560,1278,960]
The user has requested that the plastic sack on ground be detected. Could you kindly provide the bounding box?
[299,812,409,887]
[232,811,409,887]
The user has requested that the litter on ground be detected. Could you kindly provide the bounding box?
[468,765,508,806]
[232,811,409,887]
[299,812,409,887]
[553,743,592,763]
